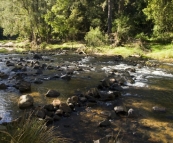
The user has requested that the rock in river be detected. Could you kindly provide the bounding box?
[52,99,61,107]
[152,106,166,112]
[15,81,31,93]
[45,89,60,97]
[18,94,34,109]
[0,83,7,90]
[114,106,127,115]
[98,119,111,127]
[59,103,72,113]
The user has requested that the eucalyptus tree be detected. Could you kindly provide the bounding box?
[143,0,173,37]
[0,0,55,43]
[110,0,151,42]
[107,0,113,35]
[45,0,107,41]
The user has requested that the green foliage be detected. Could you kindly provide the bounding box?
[0,0,55,43]
[84,27,108,47]
[0,0,172,44]
[0,48,9,53]
[112,15,131,42]
[143,0,173,37]
[91,19,101,28]
[135,32,149,41]
[40,42,48,49]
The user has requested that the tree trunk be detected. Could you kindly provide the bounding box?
[118,0,124,14]
[107,0,112,35]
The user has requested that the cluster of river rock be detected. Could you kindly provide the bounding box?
[16,54,137,114]
[0,50,167,142]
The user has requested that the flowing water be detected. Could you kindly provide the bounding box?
[0,52,173,142]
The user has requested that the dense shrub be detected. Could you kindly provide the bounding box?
[84,27,108,47]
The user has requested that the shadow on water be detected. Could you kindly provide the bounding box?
[1,52,173,142]
[123,83,173,143]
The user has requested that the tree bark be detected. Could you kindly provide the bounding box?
[107,0,112,35]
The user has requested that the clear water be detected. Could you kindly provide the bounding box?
[0,53,173,142]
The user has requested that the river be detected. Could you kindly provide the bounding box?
[0,51,173,142]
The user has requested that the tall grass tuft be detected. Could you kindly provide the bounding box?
[0,113,65,143]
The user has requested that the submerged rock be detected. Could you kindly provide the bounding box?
[60,74,71,80]
[100,111,117,119]
[33,54,42,59]
[0,83,7,90]
[98,119,111,127]
[15,81,31,93]
[0,72,8,79]
[6,61,15,66]
[33,78,43,84]
[152,106,166,112]
[0,125,7,131]
[85,88,100,98]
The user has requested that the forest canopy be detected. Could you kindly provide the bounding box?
[0,0,173,44]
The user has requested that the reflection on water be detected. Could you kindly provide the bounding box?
[0,90,20,123]
[0,53,173,142]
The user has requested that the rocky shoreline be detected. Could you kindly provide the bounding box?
[0,50,167,142]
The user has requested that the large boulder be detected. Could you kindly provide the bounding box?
[18,94,34,109]
[45,90,60,97]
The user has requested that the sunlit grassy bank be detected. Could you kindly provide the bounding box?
[45,41,173,61]
[146,44,173,60]
[1,40,173,61]
[91,46,144,57]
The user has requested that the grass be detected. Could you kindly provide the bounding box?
[0,113,65,143]
[88,42,173,61]
[92,46,144,57]
[0,48,9,53]
[44,41,84,50]
[146,43,173,60]
[1,40,173,61]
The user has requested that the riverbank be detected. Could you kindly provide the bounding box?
[0,40,173,62]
